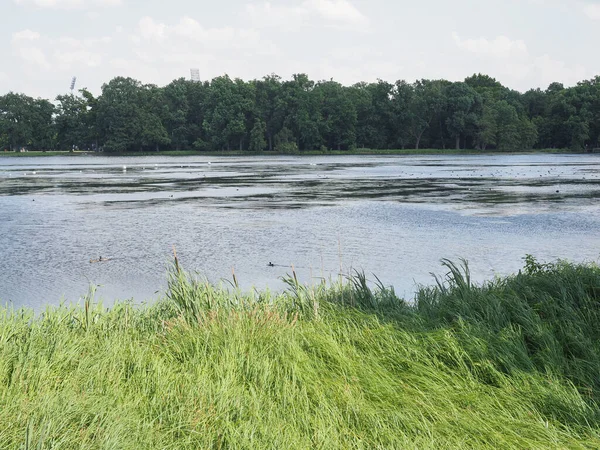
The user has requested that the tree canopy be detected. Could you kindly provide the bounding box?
[1,73,600,152]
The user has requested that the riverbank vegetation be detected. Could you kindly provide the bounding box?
[1,258,600,448]
[1,73,600,154]
[0,147,572,158]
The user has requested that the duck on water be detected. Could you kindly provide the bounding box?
[90,256,111,263]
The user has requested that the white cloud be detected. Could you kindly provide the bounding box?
[54,36,109,68]
[245,2,307,29]
[54,49,102,67]
[11,29,110,71]
[12,29,41,41]
[246,0,369,29]
[135,16,277,54]
[317,57,404,86]
[304,0,368,24]
[13,0,121,9]
[537,0,600,20]
[452,32,528,59]
[172,17,264,49]
[533,54,587,87]
[84,15,280,88]
[582,2,600,19]
[246,2,302,23]
[138,16,167,41]
[58,36,112,47]
[452,32,588,90]
[15,47,50,69]
[2,0,598,102]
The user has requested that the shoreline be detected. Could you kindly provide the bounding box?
[0,148,583,158]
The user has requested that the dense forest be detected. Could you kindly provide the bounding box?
[1,73,599,153]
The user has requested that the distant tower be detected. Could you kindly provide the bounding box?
[70,76,77,93]
[190,69,200,82]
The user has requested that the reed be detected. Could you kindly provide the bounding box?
[1,257,599,449]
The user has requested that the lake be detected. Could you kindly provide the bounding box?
[1,153,599,309]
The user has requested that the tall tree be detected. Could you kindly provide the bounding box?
[163,78,191,151]
[0,93,54,151]
[203,76,254,151]
[96,77,169,152]
[1,71,599,153]
[314,81,357,150]
[96,77,144,152]
[249,119,267,152]
[278,74,322,150]
[55,93,90,150]
[390,81,413,149]
[254,74,283,151]
[445,82,480,149]
[408,80,445,149]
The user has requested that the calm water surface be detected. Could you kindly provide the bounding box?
[1,153,599,309]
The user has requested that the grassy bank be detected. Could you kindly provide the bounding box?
[1,258,600,448]
[0,151,92,157]
[0,148,576,158]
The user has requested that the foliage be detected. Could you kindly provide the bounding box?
[0,93,55,151]
[1,260,600,448]
[249,119,267,152]
[274,126,298,152]
[2,73,600,152]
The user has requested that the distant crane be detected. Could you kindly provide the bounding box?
[190,69,200,82]
[70,76,77,93]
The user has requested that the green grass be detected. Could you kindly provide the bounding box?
[1,258,600,448]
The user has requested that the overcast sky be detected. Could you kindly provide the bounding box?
[1,0,599,99]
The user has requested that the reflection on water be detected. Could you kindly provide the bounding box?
[1,153,599,308]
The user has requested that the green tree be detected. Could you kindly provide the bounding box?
[390,81,414,149]
[567,114,590,151]
[249,119,267,152]
[96,77,144,152]
[0,93,54,151]
[408,80,445,149]
[0,93,32,150]
[494,101,523,151]
[163,78,191,150]
[476,103,498,150]
[445,82,480,149]
[1,71,599,153]
[95,77,170,152]
[367,80,395,149]
[254,74,283,151]
[274,126,297,152]
[347,82,375,149]
[278,74,322,150]
[203,76,255,151]
[55,93,91,150]
[314,81,357,150]
[140,85,171,151]
[79,88,100,151]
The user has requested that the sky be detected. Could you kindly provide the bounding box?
[1,0,599,100]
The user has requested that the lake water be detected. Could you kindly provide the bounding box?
[1,153,599,309]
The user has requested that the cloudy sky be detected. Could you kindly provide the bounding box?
[1,0,599,99]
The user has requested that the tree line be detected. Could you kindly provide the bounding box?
[1,73,599,153]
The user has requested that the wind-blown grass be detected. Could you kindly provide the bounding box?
[1,257,600,449]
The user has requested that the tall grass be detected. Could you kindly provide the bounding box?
[1,257,600,449]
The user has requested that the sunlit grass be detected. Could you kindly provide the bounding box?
[1,258,599,448]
